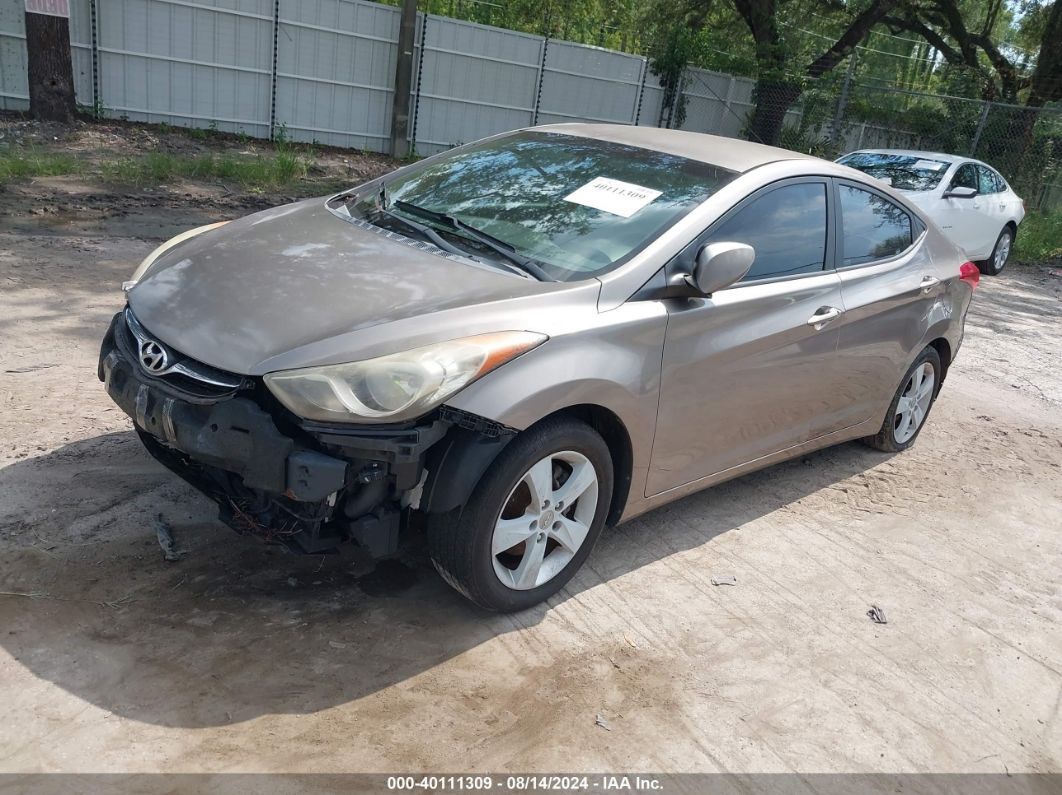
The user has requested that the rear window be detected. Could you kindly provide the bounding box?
[838,152,951,191]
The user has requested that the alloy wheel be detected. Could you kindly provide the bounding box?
[491,451,599,591]
[893,362,935,444]
[994,232,1012,272]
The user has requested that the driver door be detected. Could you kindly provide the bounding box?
[647,178,845,496]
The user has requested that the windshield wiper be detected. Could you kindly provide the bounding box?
[394,200,552,282]
[366,201,473,261]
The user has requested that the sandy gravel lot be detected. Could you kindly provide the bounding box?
[1,169,1061,777]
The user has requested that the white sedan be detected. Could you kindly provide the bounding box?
[837,149,1025,275]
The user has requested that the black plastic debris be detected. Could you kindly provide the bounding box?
[867,604,888,624]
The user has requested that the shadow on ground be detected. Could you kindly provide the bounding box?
[0,429,890,729]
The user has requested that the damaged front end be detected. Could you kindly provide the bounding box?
[98,308,511,557]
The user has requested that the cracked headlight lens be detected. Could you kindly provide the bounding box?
[264,332,547,424]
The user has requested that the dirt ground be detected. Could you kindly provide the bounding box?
[1,147,1061,776]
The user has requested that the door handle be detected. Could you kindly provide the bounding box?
[920,275,941,294]
[807,306,843,328]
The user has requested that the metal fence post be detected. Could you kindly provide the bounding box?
[970,101,990,157]
[89,0,99,116]
[720,74,735,136]
[532,36,549,125]
[390,0,419,158]
[631,55,647,126]
[662,68,685,129]
[268,0,279,139]
[408,12,428,156]
[830,50,857,149]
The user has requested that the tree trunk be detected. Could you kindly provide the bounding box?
[746,80,802,145]
[24,12,77,123]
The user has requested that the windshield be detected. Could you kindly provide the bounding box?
[838,152,951,191]
[353,131,735,281]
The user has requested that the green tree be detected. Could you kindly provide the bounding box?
[658,0,905,145]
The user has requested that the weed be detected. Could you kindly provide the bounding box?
[0,149,80,182]
[1014,209,1062,263]
[273,122,290,146]
[95,149,312,189]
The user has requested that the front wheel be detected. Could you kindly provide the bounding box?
[862,346,942,452]
[978,227,1013,276]
[427,416,613,612]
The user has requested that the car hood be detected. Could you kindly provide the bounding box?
[127,198,562,375]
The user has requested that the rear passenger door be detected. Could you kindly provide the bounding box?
[827,180,937,434]
[976,165,1014,235]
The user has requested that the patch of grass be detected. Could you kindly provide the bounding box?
[1,143,317,191]
[0,149,80,183]
[100,150,314,190]
[1014,209,1062,263]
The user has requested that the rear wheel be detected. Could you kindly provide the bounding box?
[427,417,613,612]
[862,347,941,452]
[978,227,1013,276]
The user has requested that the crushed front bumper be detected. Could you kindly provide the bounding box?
[98,310,449,555]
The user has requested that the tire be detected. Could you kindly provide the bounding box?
[427,416,613,612]
[978,227,1013,276]
[862,346,942,453]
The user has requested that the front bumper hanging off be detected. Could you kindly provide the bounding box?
[98,310,458,556]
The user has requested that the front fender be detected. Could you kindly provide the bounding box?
[442,300,668,508]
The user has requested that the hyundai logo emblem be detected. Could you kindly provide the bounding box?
[139,340,170,373]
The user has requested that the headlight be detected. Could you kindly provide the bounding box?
[264,332,547,424]
[123,221,230,291]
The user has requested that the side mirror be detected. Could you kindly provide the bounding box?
[944,186,977,199]
[688,242,755,295]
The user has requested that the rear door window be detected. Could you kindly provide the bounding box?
[977,166,1002,194]
[839,184,913,266]
[705,182,828,281]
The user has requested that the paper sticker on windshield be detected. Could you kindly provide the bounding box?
[913,159,946,171]
[564,177,662,218]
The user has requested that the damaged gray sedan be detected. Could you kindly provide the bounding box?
[100,124,978,611]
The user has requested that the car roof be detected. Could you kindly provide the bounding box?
[530,123,820,173]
